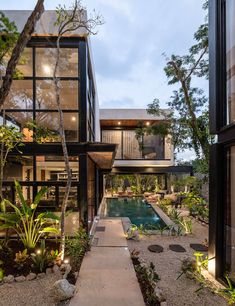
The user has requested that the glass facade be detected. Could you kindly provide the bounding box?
[101,129,165,160]
[225,146,235,281]
[1,37,98,222]
[226,0,235,124]
[2,46,80,143]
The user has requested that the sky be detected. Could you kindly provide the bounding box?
[2,0,207,110]
[1,0,207,160]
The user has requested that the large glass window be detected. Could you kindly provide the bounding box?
[36,48,78,77]
[225,146,235,282]
[35,155,79,182]
[226,0,235,124]
[16,48,33,77]
[36,80,79,110]
[4,80,33,110]
[36,112,78,142]
[143,134,164,159]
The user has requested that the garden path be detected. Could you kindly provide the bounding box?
[69,218,145,306]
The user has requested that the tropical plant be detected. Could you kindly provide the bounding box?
[65,227,90,270]
[31,240,48,272]
[47,249,62,266]
[0,181,60,249]
[0,125,24,200]
[146,1,211,172]
[0,259,3,281]
[14,249,29,270]
[178,218,192,235]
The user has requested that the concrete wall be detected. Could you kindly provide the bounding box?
[2,10,88,36]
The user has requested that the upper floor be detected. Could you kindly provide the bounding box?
[100,109,174,167]
[1,10,100,144]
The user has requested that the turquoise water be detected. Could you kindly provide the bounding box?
[106,197,166,229]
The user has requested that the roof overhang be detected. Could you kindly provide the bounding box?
[9,142,118,170]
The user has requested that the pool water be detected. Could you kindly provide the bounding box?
[106,197,166,229]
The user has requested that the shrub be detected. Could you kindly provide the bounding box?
[0,181,60,249]
[65,227,90,271]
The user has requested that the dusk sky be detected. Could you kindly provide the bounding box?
[2,0,208,111]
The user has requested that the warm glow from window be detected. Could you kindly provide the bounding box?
[43,65,51,75]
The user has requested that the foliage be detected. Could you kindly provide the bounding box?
[131,250,161,306]
[0,125,24,198]
[31,240,48,272]
[0,181,60,249]
[65,227,90,271]
[25,120,60,143]
[0,259,3,280]
[221,276,235,305]
[147,1,211,169]
[0,12,19,66]
[14,249,29,270]
[47,249,62,266]
[182,192,209,222]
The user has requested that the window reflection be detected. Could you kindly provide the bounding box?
[5,80,33,110]
[36,80,78,110]
[36,48,78,77]
[36,112,78,142]
[226,0,235,124]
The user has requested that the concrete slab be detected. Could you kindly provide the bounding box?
[94,219,127,247]
[69,218,145,306]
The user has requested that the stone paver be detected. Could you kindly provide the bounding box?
[69,218,145,306]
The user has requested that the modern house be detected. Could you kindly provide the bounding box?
[100,109,192,192]
[1,10,192,233]
[209,0,235,282]
[1,10,117,231]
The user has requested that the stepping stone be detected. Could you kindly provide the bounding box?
[148,245,164,253]
[190,243,208,252]
[169,244,186,253]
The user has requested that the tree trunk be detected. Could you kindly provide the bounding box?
[54,36,72,260]
[0,0,44,109]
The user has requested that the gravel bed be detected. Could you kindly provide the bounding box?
[127,220,228,306]
[0,274,61,306]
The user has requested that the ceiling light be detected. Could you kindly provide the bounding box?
[118,121,121,125]
[146,122,150,126]
[71,116,76,122]
[43,65,51,75]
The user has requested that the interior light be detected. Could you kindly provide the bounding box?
[71,116,76,122]
[146,122,150,126]
[118,122,121,125]
[43,65,51,75]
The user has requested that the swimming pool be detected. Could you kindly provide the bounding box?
[106,197,166,229]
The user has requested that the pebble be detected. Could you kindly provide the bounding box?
[26,273,37,281]
[15,276,26,282]
[3,275,14,283]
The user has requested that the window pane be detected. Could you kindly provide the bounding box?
[123,130,142,159]
[36,80,78,110]
[102,130,122,159]
[143,134,164,159]
[5,112,33,142]
[226,0,235,124]
[36,112,78,142]
[36,156,79,181]
[4,80,33,110]
[16,48,33,77]
[36,48,78,77]
[225,146,235,281]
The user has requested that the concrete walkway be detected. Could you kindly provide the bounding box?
[69,219,145,306]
